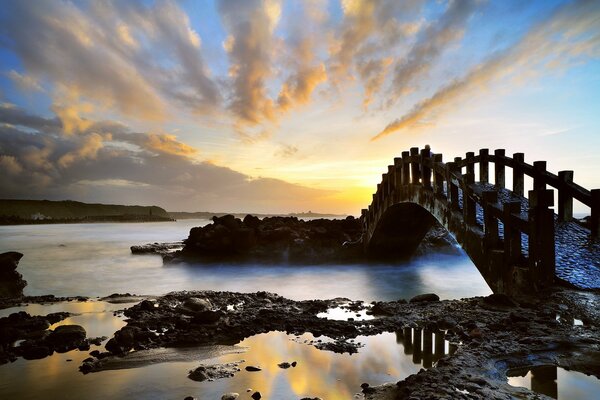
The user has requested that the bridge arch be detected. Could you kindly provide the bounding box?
[361,147,600,295]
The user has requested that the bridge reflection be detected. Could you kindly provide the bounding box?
[508,365,558,398]
[394,327,456,368]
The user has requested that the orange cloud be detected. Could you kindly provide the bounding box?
[145,133,198,157]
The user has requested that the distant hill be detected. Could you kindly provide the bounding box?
[0,199,171,224]
[168,211,350,220]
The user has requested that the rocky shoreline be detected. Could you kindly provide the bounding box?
[2,284,599,399]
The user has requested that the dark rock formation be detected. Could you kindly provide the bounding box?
[172,215,364,264]
[0,252,27,298]
[0,311,95,364]
[409,293,440,303]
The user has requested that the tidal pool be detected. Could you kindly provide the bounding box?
[508,365,600,399]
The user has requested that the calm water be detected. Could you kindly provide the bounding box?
[0,220,494,399]
[0,220,492,300]
[508,365,600,399]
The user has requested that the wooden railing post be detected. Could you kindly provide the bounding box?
[466,152,475,178]
[512,153,525,196]
[410,147,420,184]
[503,201,522,266]
[479,149,489,183]
[421,148,432,188]
[446,162,460,211]
[591,189,600,237]
[494,149,505,188]
[529,189,555,286]
[463,173,476,225]
[402,151,410,185]
[482,190,499,247]
[433,154,444,196]
[361,209,368,229]
[558,170,574,222]
[533,161,547,190]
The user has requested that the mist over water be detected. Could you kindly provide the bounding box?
[0,220,491,300]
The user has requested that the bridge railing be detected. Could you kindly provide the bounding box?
[362,147,599,289]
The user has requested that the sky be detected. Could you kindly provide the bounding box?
[0,0,598,214]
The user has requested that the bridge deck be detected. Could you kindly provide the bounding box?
[470,183,600,289]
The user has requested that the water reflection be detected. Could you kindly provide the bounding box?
[200,330,452,399]
[395,328,455,368]
[508,365,600,399]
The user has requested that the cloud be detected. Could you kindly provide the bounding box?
[0,105,331,213]
[57,133,105,168]
[373,0,600,140]
[387,0,480,106]
[0,0,220,124]
[327,0,425,104]
[275,144,299,158]
[7,70,44,92]
[276,6,328,113]
[144,133,198,157]
[0,155,23,175]
[218,0,281,128]
[357,57,393,108]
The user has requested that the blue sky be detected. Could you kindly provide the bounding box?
[0,0,598,213]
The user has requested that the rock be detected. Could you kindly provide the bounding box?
[191,310,223,325]
[221,393,239,400]
[481,293,517,308]
[188,362,242,382]
[245,365,262,372]
[21,345,51,359]
[0,252,23,272]
[278,362,291,369]
[0,251,27,298]
[140,300,156,311]
[130,242,182,255]
[48,325,87,352]
[291,361,297,367]
[361,383,370,389]
[410,293,440,303]
[184,397,194,400]
[183,297,213,312]
[251,392,261,400]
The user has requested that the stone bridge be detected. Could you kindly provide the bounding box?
[361,147,600,295]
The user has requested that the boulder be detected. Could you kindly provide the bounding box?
[183,297,213,312]
[188,361,241,382]
[0,252,23,272]
[409,293,440,303]
[0,251,27,298]
[48,325,87,346]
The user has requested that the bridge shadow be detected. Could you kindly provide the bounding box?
[366,203,437,259]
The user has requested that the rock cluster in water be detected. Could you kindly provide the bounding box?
[0,252,27,298]
[0,310,104,364]
[137,214,457,264]
[168,215,364,264]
